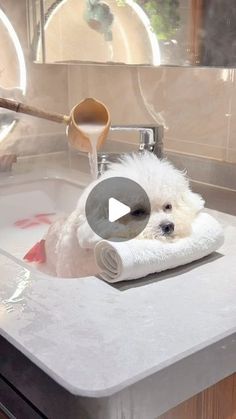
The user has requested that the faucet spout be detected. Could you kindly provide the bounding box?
[110,124,163,158]
[97,123,164,175]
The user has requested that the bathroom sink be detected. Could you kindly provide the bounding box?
[1,171,236,419]
[0,176,85,261]
[0,173,235,265]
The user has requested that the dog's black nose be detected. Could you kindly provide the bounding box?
[160,221,175,235]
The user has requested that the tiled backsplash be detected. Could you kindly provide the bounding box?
[1,1,236,165]
[68,65,236,163]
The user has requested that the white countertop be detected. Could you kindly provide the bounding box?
[1,205,236,402]
[1,154,236,417]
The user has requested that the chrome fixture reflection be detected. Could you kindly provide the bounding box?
[84,0,114,41]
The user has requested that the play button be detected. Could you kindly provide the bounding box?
[85,177,151,242]
[108,198,130,222]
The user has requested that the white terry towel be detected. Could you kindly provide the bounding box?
[95,212,224,283]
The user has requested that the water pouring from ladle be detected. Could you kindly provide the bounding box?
[0,96,111,155]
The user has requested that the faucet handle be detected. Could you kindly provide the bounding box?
[110,124,163,158]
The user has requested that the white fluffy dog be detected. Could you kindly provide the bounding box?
[41,152,204,277]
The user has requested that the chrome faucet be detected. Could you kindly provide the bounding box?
[98,124,164,175]
[110,124,163,157]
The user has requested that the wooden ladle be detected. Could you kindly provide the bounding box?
[0,97,110,153]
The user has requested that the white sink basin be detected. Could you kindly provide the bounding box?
[0,176,84,262]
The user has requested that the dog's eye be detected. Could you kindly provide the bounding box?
[131,208,147,217]
[163,203,172,212]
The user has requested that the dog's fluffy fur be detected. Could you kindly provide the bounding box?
[44,152,204,277]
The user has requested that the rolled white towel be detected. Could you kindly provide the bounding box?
[95,212,224,283]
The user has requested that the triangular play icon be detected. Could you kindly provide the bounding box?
[108,198,130,222]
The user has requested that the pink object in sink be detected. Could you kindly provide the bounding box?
[23,239,46,263]
[14,213,55,229]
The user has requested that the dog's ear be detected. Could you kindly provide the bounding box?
[181,190,205,213]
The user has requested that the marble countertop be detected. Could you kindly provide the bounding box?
[1,162,236,417]
[1,208,236,391]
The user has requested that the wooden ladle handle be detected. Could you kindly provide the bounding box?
[0,97,70,124]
